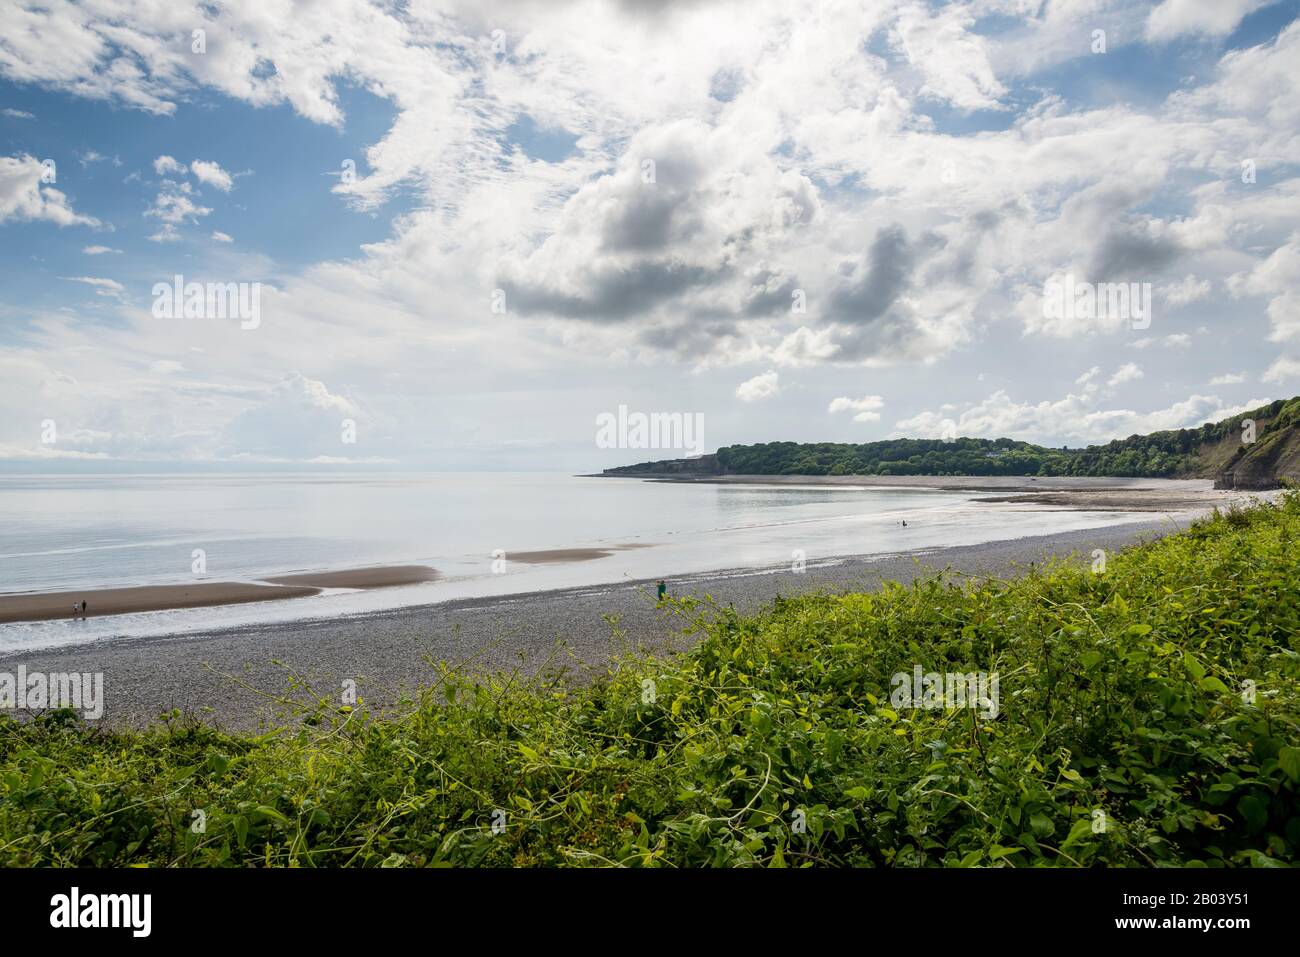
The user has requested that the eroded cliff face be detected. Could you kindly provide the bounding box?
[1214,402,1300,490]
[1216,436,1300,489]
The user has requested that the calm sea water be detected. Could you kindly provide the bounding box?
[0,472,1155,650]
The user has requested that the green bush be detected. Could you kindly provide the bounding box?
[2,494,1298,867]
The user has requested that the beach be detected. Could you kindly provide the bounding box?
[0,516,1188,729]
[0,474,1271,729]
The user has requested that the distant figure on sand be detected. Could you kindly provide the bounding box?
[901,520,908,528]
[657,580,667,601]
[81,600,87,614]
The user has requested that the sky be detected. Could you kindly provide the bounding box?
[1,0,1299,472]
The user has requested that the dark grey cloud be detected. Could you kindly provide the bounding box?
[1088,223,1184,282]
[600,153,706,252]
[502,259,721,321]
[830,224,916,322]
[637,316,740,355]
[741,266,798,317]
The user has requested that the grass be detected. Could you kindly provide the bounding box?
[2,494,1299,867]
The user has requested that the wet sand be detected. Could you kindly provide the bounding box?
[973,489,1272,511]
[263,565,439,588]
[0,565,441,624]
[0,581,321,624]
[508,544,651,564]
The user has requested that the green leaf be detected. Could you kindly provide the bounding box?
[1029,814,1055,838]
[253,806,289,825]
[1062,818,1094,848]
[1238,795,1267,833]
[1278,747,1300,783]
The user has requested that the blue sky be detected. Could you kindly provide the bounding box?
[1,0,1299,470]
[1,81,409,311]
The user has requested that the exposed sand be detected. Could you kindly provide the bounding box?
[0,519,1187,729]
[974,489,1275,511]
[508,544,651,564]
[263,565,439,588]
[0,581,320,624]
[0,564,441,624]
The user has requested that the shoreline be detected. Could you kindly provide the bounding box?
[0,517,1189,729]
[0,479,1261,626]
[596,472,1223,492]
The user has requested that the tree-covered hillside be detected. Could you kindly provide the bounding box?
[606,398,1300,484]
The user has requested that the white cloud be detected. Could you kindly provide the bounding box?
[1160,274,1211,308]
[60,275,122,291]
[145,181,211,225]
[59,276,124,300]
[2,108,34,119]
[222,373,361,459]
[1228,236,1300,344]
[153,155,186,176]
[1262,356,1300,384]
[190,159,233,192]
[82,245,121,255]
[1076,366,1101,385]
[1133,334,1192,350]
[828,394,885,422]
[1210,372,1245,386]
[895,388,1270,446]
[736,370,780,402]
[1107,363,1144,387]
[211,230,233,243]
[890,3,1006,111]
[1146,0,1268,42]
[0,154,100,226]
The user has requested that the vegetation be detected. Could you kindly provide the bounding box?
[607,397,1300,483]
[2,494,1299,867]
[713,399,1299,478]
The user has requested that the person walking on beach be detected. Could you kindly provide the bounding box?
[81,600,87,615]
